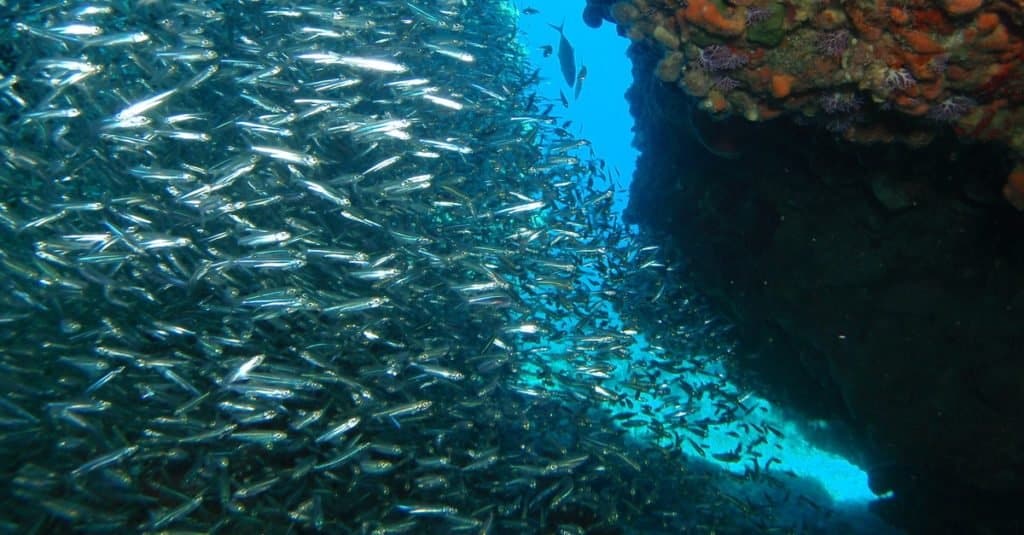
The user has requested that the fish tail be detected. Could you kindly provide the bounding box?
[547,19,565,34]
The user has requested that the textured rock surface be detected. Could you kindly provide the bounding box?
[615,25,1024,533]
[589,0,1024,209]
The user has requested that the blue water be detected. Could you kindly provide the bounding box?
[515,2,637,218]
[512,0,881,508]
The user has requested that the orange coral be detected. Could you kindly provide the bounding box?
[706,92,729,112]
[962,27,978,44]
[895,95,930,116]
[899,29,946,53]
[890,7,911,26]
[684,0,746,36]
[943,0,983,16]
[758,105,783,119]
[771,74,795,99]
[674,7,688,28]
[946,65,970,81]
[976,12,1000,33]
[902,51,940,81]
[913,8,952,32]
[977,24,1013,51]
[978,63,1015,95]
[961,100,1009,140]
[918,80,945,101]
[848,7,883,41]
[814,8,845,29]
[1002,167,1024,210]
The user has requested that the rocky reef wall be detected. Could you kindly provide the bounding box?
[585,0,1024,532]
[587,0,1024,208]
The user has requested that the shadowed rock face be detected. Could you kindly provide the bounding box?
[621,38,1024,533]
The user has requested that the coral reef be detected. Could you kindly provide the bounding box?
[594,0,1024,208]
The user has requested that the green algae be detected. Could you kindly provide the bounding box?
[747,4,786,47]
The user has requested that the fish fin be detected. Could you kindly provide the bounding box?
[548,19,565,34]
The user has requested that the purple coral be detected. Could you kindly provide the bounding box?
[820,92,863,114]
[826,116,855,134]
[817,30,850,57]
[712,76,741,92]
[883,68,916,91]
[929,54,949,76]
[697,45,748,72]
[927,96,975,122]
[746,7,771,25]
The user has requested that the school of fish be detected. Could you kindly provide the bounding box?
[0,1,860,533]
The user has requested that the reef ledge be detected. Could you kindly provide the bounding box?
[588,0,1024,532]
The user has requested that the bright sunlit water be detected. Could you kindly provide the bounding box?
[510,0,880,508]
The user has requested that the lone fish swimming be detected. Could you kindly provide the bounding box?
[549,21,576,88]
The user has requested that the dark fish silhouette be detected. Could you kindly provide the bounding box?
[522,7,539,15]
[574,64,587,100]
[540,44,553,57]
[549,21,576,88]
